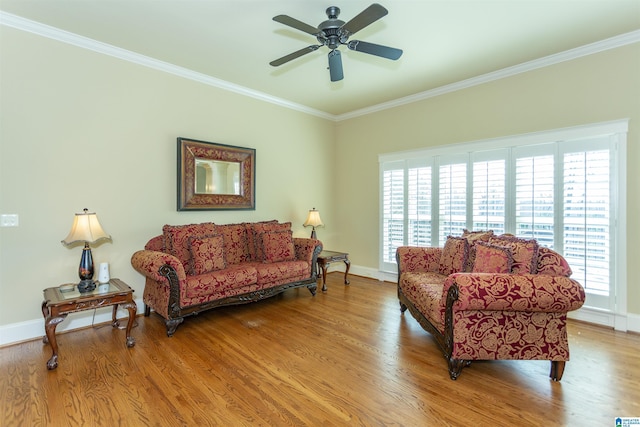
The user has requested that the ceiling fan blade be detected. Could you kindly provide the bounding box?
[328,50,344,82]
[341,3,388,35]
[273,15,319,36]
[347,40,403,60]
[270,45,321,67]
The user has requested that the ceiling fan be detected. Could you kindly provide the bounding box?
[269,3,403,82]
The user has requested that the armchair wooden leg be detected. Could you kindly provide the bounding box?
[550,360,566,381]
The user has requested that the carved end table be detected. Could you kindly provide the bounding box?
[41,278,137,370]
[317,250,350,292]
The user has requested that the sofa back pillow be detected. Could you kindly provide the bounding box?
[163,222,217,272]
[439,236,469,276]
[260,230,296,263]
[189,235,226,275]
[472,241,513,273]
[217,223,250,265]
[488,235,539,274]
[250,222,292,261]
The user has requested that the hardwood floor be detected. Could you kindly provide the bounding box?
[1,274,639,426]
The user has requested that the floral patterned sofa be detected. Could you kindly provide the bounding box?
[131,221,322,336]
[396,230,585,381]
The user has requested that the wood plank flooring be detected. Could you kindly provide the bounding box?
[1,273,639,426]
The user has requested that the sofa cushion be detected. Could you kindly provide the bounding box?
[255,260,310,286]
[217,223,250,265]
[488,235,539,274]
[189,235,226,275]
[184,264,258,299]
[439,236,469,276]
[260,230,296,263]
[163,222,217,272]
[472,241,513,273]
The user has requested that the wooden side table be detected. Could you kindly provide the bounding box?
[41,278,137,370]
[317,250,350,292]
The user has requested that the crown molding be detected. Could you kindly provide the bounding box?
[2,11,638,122]
[0,11,335,121]
[336,30,640,121]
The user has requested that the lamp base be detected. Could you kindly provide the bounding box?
[77,279,96,293]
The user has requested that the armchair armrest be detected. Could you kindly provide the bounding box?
[443,273,585,313]
[131,250,187,283]
[396,246,442,274]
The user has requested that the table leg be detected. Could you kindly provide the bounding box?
[122,301,137,348]
[42,304,66,370]
[343,259,351,285]
[320,263,329,292]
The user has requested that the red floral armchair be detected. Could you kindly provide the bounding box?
[396,231,585,380]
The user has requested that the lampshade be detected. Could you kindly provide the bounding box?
[303,208,324,228]
[62,209,111,246]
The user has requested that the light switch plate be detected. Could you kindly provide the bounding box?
[0,214,19,227]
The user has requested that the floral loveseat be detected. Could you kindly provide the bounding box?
[396,230,585,381]
[131,221,322,336]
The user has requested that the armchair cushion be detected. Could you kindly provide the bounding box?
[472,242,513,273]
[189,235,226,275]
[439,236,469,275]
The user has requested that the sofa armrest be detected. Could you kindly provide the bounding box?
[443,273,585,313]
[293,238,322,263]
[131,250,187,283]
[396,246,442,274]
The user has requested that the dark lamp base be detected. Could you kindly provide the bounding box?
[77,279,96,293]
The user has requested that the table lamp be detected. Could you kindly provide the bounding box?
[303,208,324,239]
[61,208,111,293]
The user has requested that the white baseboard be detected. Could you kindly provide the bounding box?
[3,269,639,347]
[0,297,144,347]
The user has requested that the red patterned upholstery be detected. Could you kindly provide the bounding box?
[131,221,322,336]
[396,236,585,381]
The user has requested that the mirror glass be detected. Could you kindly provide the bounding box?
[195,158,241,195]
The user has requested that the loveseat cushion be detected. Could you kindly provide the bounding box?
[399,272,448,332]
[462,229,494,272]
[260,230,296,263]
[472,241,513,273]
[536,246,573,277]
[249,221,292,261]
[189,235,226,275]
[488,235,539,274]
[439,236,469,276]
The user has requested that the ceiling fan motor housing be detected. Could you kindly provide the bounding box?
[318,6,347,49]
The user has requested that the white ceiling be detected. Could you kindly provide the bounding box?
[1,1,639,118]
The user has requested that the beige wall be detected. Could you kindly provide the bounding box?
[2,25,638,336]
[334,43,640,315]
[0,27,336,327]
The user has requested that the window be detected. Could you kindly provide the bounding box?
[379,120,627,322]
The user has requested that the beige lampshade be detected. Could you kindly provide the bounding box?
[61,209,111,246]
[303,208,324,228]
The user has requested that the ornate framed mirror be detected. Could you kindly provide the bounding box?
[177,137,256,210]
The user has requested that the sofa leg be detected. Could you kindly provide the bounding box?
[144,305,151,317]
[448,358,471,380]
[307,283,317,296]
[550,361,565,381]
[399,301,407,312]
[165,317,184,337]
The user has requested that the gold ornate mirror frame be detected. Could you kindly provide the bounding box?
[177,137,256,210]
